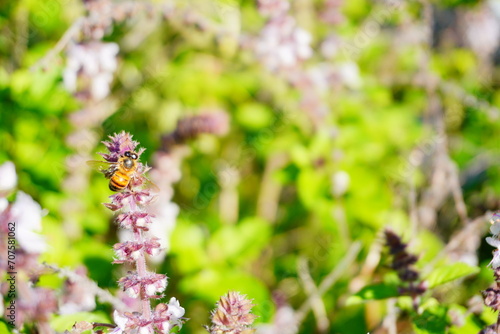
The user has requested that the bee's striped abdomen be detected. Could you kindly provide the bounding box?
[109,170,130,191]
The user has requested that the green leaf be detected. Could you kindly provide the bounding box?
[425,262,479,289]
[448,304,483,334]
[412,306,448,334]
[346,283,399,305]
[297,168,324,208]
[0,322,14,334]
[236,103,273,130]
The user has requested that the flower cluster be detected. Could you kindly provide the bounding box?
[480,213,500,333]
[161,112,229,151]
[0,162,56,332]
[64,41,119,101]
[98,132,185,334]
[142,112,230,263]
[206,291,256,334]
[255,292,297,334]
[384,229,426,309]
[486,213,500,270]
[254,0,312,72]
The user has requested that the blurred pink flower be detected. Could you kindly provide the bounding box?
[11,191,46,254]
[257,0,290,17]
[255,16,312,71]
[59,266,97,314]
[64,42,119,101]
[0,161,17,193]
[320,0,344,25]
[97,131,184,333]
[462,4,500,60]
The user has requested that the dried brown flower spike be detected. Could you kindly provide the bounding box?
[384,229,426,309]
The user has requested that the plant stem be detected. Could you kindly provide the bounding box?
[129,195,152,320]
[136,229,152,320]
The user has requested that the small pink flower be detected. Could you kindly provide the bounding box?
[11,191,46,254]
[255,16,312,71]
[490,213,500,235]
[152,298,185,333]
[144,274,168,297]
[118,272,168,298]
[119,273,142,298]
[0,161,17,193]
[143,238,162,256]
[490,250,500,269]
[113,241,143,263]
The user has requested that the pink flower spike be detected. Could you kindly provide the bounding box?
[167,297,185,319]
[144,238,162,256]
[95,131,184,330]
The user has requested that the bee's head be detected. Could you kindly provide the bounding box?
[124,151,138,160]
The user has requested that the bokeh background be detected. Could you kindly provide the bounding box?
[1,0,500,333]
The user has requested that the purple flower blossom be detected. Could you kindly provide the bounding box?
[384,229,426,309]
[100,131,145,163]
[116,211,154,231]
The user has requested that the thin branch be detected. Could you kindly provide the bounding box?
[382,299,398,334]
[43,262,128,311]
[30,18,84,72]
[448,159,468,225]
[295,241,362,325]
[297,257,329,333]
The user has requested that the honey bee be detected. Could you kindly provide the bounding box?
[87,151,158,192]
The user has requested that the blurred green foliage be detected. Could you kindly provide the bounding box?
[1,0,500,333]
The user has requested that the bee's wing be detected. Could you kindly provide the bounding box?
[87,160,117,178]
[142,176,160,193]
[131,173,160,193]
